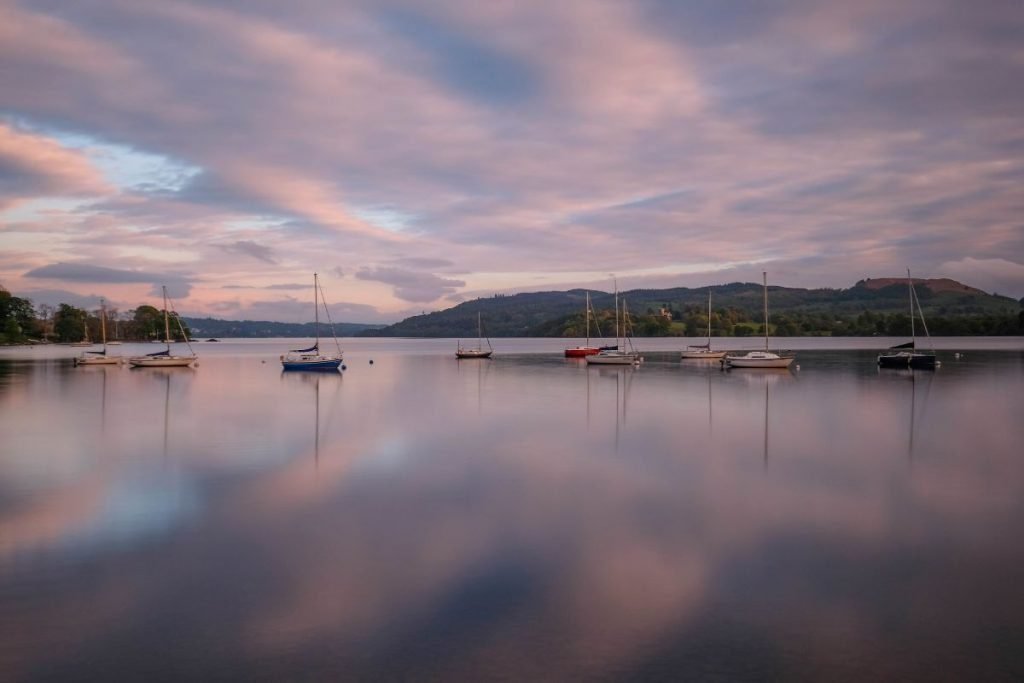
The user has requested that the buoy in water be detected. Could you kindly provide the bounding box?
[369,359,374,365]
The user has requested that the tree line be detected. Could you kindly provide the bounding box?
[530,303,1024,338]
[3,284,1023,344]
[0,287,191,344]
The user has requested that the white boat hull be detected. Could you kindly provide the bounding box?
[128,356,196,367]
[724,352,794,369]
[75,356,121,366]
[681,349,727,359]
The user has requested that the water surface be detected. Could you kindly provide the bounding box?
[1,339,1023,681]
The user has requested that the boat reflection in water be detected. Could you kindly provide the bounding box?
[281,369,343,467]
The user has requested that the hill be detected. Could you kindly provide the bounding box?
[182,317,384,338]
[858,277,986,295]
[359,278,1021,337]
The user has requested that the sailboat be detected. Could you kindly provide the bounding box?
[587,278,640,365]
[70,311,93,347]
[75,299,121,365]
[127,287,198,368]
[565,291,606,357]
[456,312,493,359]
[107,316,122,345]
[877,269,937,370]
[681,291,727,359]
[281,273,344,371]
[723,272,795,369]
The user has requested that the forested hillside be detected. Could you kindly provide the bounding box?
[181,318,383,338]
[360,279,1023,338]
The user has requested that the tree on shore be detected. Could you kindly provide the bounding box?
[0,287,38,343]
[53,304,88,343]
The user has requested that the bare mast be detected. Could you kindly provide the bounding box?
[613,276,620,349]
[585,291,591,346]
[162,286,171,349]
[314,272,320,349]
[907,268,916,348]
[762,272,769,351]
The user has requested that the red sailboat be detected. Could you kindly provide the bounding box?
[565,291,605,357]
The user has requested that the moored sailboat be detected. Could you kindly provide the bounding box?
[107,316,122,345]
[565,291,604,357]
[723,272,794,369]
[681,291,727,359]
[456,312,493,359]
[70,312,93,347]
[877,269,937,370]
[75,298,121,365]
[127,287,198,368]
[281,273,344,371]
[587,278,641,366]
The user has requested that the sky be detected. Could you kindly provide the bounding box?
[1,0,1022,323]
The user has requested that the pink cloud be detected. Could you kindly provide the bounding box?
[1,0,1022,310]
[0,122,112,209]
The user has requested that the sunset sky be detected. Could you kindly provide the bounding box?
[1,0,1022,322]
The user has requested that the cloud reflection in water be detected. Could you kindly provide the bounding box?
[0,346,1022,680]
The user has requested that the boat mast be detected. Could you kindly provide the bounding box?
[907,268,916,348]
[100,298,107,347]
[477,311,482,349]
[162,286,171,350]
[585,291,591,345]
[762,272,769,351]
[613,276,620,348]
[314,272,320,349]
[707,291,712,343]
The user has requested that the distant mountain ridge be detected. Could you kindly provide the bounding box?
[182,317,384,338]
[857,277,986,295]
[359,277,1021,338]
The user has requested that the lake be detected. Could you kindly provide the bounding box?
[2,337,1023,681]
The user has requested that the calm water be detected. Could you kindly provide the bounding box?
[1,338,1023,681]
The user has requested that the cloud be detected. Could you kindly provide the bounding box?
[356,266,466,302]
[939,257,1024,299]
[216,240,278,264]
[0,0,1021,319]
[26,262,161,283]
[152,281,191,299]
[376,7,542,107]
[13,288,105,310]
[203,296,383,323]
[0,121,112,209]
[386,257,456,270]
[24,262,194,298]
